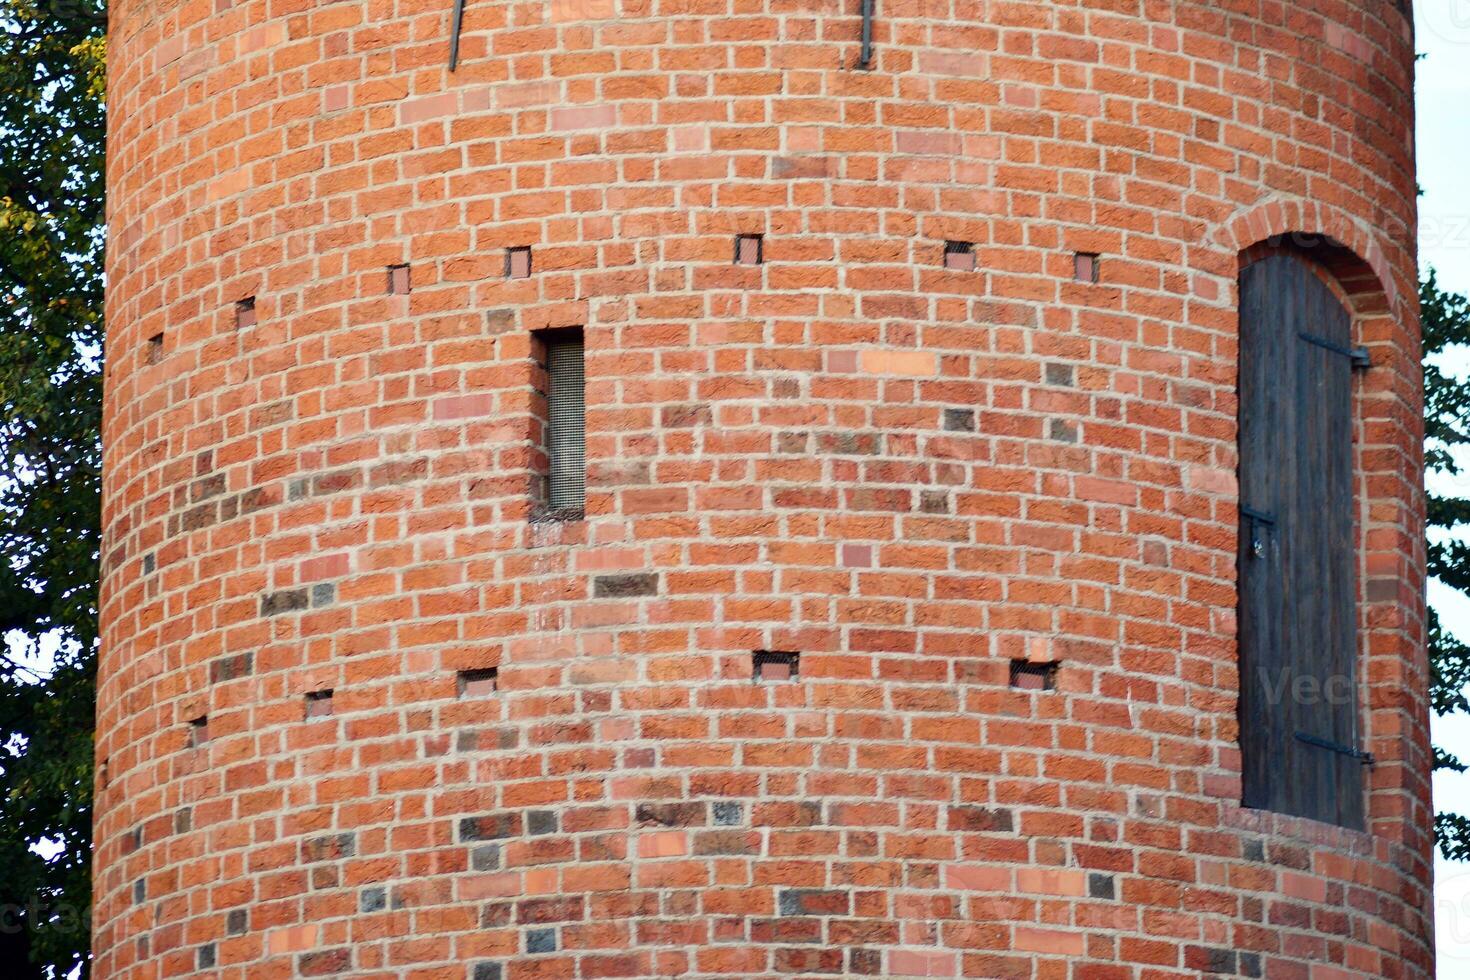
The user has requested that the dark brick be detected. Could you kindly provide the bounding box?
[311,469,362,496]
[636,802,705,827]
[210,652,253,683]
[660,404,711,427]
[527,810,558,835]
[460,812,522,841]
[919,490,950,514]
[192,473,226,501]
[516,897,584,923]
[593,573,659,598]
[947,806,1014,833]
[1186,946,1237,974]
[485,307,515,333]
[1048,418,1079,443]
[1088,872,1115,899]
[470,845,501,871]
[181,502,218,531]
[849,948,883,974]
[240,486,282,513]
[816,431,880,455]
[260,589,308,616]
[712,801,743,826]
[310,582,336,607]
[360,887,386,913]
[198,943,215,969]
[471,963,503,980]
[174,808,191,833]
[942,407,975,431]
[1045,362,1075,385]
[132,880,145,904]
[480,902,513,927]
[301,833,356,862]
[226,908,247,935]
[299,949,352,976]
[777,431,809,453]
[778,888,851,917]
[526,927,557,954]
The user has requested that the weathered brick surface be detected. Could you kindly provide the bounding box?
[97,0,1430,978]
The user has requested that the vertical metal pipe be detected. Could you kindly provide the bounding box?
[449,0,467,71]
[859,0,874,70]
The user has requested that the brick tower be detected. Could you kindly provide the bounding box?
[97,1,1432,977]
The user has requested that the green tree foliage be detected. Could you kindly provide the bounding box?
[1425,269,1470,860]
[0,1,106,976]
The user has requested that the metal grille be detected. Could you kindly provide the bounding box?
[546,335,586,512]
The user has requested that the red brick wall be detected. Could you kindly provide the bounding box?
[97,0,1430,977]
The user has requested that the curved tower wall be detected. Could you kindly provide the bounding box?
[98,1,1429,977]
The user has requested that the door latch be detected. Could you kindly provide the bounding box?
[1241,506,1275,558]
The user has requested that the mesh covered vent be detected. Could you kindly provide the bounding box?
[545,331,586,513]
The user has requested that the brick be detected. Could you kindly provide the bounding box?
[592,573,659,598]
[460,813,522,841]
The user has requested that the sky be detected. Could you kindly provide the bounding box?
[1416,4,1470,974]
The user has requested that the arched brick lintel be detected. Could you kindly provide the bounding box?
[1216,199,1407,320]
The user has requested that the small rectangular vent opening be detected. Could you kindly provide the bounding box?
[753,651,799,683]
[387,264,411,295]
[305,690,334,718]
[458,668,499,697]
[734,234,764,266]
[1073,252,1100,283]
[943,241,976,271]
[506,246,532,279]
[146,333,165,364]
[188,716,210,747]
[1009,660,1058,691]
[235,297,256,329]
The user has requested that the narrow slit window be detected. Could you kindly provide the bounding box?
[387,264,411,295]
[305,690,334,718]
[146,333,165,365]
[734,234,763,266]
[538,328,586,515]
[507,246,532,280]
[1073,252,1100,283]
[458,668,499,697]
[235,297,256,329]
[944,241,976,272]
[753,651,799,682]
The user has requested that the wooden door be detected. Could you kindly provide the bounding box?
[1237,254,1364,829]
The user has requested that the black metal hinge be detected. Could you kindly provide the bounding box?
[1298,331,1370,369]
[1294,731,1374,766]
[449,0,467,71]
[857,0,875,70]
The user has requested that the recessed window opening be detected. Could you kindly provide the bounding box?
[734,234,763,266]
[506,246,532,279]
[944,241,976,272]
[753,651,799,682]
[458,668,499,697]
